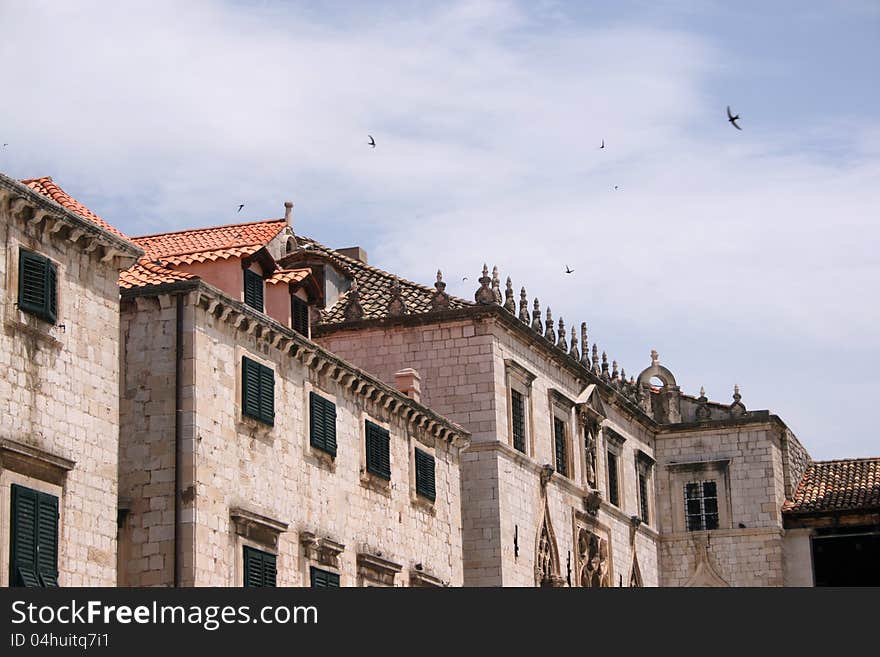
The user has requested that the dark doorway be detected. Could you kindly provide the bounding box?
[812,530,880,586]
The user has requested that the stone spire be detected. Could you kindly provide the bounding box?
[544,307,555,343]
[503,277,516,314]
[531,298,543,334]
[475,264,495,304]
[518,287,530,323]
[580,323,590,367]
[386,276,408,317]
[592,344,600,373]
[343,279,364,321]
[612,360,619,380]
[557,318,567,352]
[491,266,503,304]
[569,326,579,361]
[601,351,609,377]
[430,270,450,310]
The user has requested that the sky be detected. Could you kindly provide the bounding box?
[1,0,878,459]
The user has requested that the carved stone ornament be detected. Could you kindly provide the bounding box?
[430,270,450,311]
[386,277,408,317]
[577,527,611,587]
[343,279,364,321]
[300,532,345,569]
[475,264,495,304]
[583,490,602,516]
[540,463,554,488]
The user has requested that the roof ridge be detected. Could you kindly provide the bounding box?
[133,217,285,241]
[811,457,880,464]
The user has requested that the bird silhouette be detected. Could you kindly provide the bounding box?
[367,135,376,148]
[462,277,468,281]
[237,204,244,213]
[614,185,619,190]
[565,265,574,274]
[600,139,605,149]
[727,106,742,130]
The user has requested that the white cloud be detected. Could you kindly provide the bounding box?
[1,0,877,458]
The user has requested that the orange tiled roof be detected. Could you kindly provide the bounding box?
[21,176,130,241]
[784,457,880,514]
[119,259,197,289]
[266,268,311,285]
[133,219,286,264]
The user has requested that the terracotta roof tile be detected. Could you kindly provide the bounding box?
[119,258,197,289]
[21,176,130,241]
[133,219,286,264]
[295,236,471,322]
[784,457,880,514]
[266,268,311,285]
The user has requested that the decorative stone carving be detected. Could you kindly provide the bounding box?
[729,384,746,417]
[535,500,563,587]
[474,264,495,304]
[491,266,503,304]
[583,424,599,489]
[592,344,600,373]
[569,325,579,361]
[357,551,403,587]
[557,318,567,352]
[583,489,601,515]
[518,287,530,323]
[430,270,450,310]
[230,507,288,550]
[343,280,364,321]
[684,532,729,587]
[531,298,543,334]
[503,277,516,314]
[580,323,590,366]
[577,527,611,587]
[695,386,712,420]
[539,463,554,488]
[300,532,345,569]
[386,277,407,317]
[544,307,555,343]
[601,351,609,378]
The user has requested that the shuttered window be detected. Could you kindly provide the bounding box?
[292,297,310,336]
[510,389,526,453]
[10,485,59,588]
[18,249,58,324]
[243,546,277,587]
[309,392,337,457]
[365,420,391,480]
[414,448,436,501]
[243,269,264,312]
[310,566,340,588]
[242,356,274,425]
[553,417,568,477]
[639,472,650,524]
[607,451,620,506]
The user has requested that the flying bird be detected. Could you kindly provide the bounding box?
[237,204,244,213]
[462,277,468,281]
[727,106,742,130]
[613,185,619,190]
[565,265,574,274]
[367,135,376,148]
[600,139,605,149]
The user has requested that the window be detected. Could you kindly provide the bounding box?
[243,546,277,587]
[365,421,391,480]
[18,248,57,324]
[510,389,526,453]
[553,417,568,477]
[606,451,619,506]
[685,481,719,531]
[292,296,310,337]
[310,566,340,588]
[638,472,650,524]
[309,392,337,457]
[242,356,274,425]
[414,448,436,501]
[9,485,59,588]
[243,268,264,312]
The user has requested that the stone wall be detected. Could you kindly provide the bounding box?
[0,203,126,586]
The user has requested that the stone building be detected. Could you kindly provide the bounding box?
[116,217,469,587]
[0,173,141,587]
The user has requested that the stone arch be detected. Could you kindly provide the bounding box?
[629,551,643,587]
[535,500,561,587]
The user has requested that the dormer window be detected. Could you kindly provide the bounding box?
[243,269,264,312]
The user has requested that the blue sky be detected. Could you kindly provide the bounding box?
[2,1,878,458]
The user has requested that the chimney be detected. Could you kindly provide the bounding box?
[337,246,368,264]
[394,368,421,404]
[284,201,293,226]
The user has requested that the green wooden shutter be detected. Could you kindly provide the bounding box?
[258,363,275,425]
[292,297,310,336]
[554,418,567,476]
[18,249,56,323]
[10,485,39,587]
[365,421,391,479]
[243,546,277,587]
[415,448,436,501]
[309,392,337,457]
[37,493,59,587]
[243,269,264,312]
[310,567,340,588]
[241,356,262,421]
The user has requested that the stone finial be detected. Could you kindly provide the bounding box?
[491,266,503,304]
[343,279,364,321]
[651,349,659,365]
[733,384,741,402]
[620,368,626,383]
[387,277,408,317]
[531,298,543,334]
[580,323,589,366]
[601,351,609,377]
[475,264,495,304]
[519,287,530,323]
[730,384,746,417]
[557,318,567,352]
[612,360,619,380]
[544,307,555,343]
[700,386,706,399]
[569,326,579,361]
[503,277,516,314]
[592,344,600,373]
[430,270,450,311]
